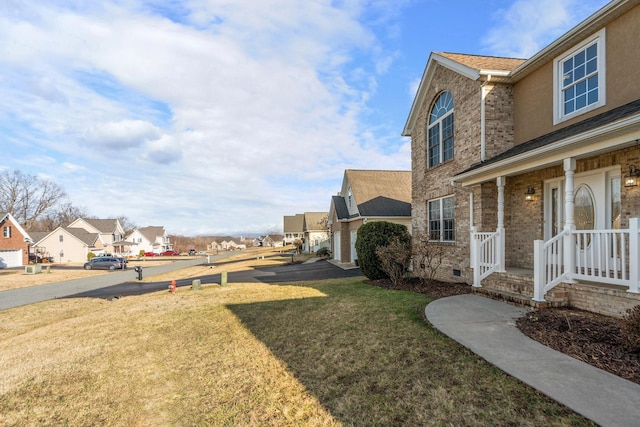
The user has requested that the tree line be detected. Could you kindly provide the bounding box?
[0,169,136,233]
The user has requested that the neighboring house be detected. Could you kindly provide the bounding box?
[208,240,223,251]
[303,212,329,254]
[126,226,172,255]
[222,239,246,250]
[32,226,101,263]
[284,213,329,253]
[68,218,126,255]
[328,170,412,264]
[208,237,247,251]
[283,214,305,245]
[253,234,284,248]
[404,0,640,317]
[0,212,31,268]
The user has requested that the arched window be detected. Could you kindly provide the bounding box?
[428,91,454,167]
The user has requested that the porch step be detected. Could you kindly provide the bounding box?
[476,271,569,309]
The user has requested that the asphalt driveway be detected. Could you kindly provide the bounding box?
[63,260,363,300]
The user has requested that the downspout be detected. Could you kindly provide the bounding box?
[480,75,492,162]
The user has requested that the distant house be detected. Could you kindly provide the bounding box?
[208,237,247,251]
[67,218,126,255]
[253,234,283,248]
[222,239,246,250]
[126,226,172,255]
[283,214,305,245]
[303,212,329,254]
[283,213,329,253]
[32,226,101,263]
[328,170,412,264]
[209,240,223,251]
[0,212,31,268]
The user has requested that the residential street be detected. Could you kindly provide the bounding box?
[0,256,362,309]
[0,256,211,310]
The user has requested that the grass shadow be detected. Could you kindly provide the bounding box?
[225,279,592,426]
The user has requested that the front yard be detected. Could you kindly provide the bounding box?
[0,273,593,425]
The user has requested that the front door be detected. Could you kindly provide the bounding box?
[544,166,621,270]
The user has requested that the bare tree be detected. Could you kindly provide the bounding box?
[0,170,67,229]
[117,215,137,236]
[413,231,444,285]
[376,235,412,287]
[32,202,88,231]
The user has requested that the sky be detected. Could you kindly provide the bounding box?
[0,0,611,236]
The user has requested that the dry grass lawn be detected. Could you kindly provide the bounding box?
[0,249,594,426]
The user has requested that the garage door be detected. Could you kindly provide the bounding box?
[0,250,22,268]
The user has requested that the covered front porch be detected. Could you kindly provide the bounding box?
[467,157,640,317]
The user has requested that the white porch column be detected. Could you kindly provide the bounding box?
[563,158,576,282]
[496,176,506,272]
[629,218,639,294]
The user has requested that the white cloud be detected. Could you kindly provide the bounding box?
[84,120,162,149]
[482,0,609,58]
[0,0,404,234]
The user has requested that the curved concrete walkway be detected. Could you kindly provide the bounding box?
[425,294,640,427]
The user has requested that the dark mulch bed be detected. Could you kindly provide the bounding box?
[364,277,471,299]
[517,308,640,385]
[366,277,640,386]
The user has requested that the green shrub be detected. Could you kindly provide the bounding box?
[621,305,640,352]
[87,252,96,261]
[355,221,410,280]
[139,250,146,257]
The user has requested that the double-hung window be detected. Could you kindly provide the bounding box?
[3,226,11,238]
[428,196,455,242]
[554,29,605,124]
[428,91,454,167]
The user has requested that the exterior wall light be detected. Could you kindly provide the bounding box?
[624,165,640,187]
[525,185,536,201]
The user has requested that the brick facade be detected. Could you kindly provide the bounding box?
[408,6,640,315]
[0,214,30,266]
[411,64,517,284]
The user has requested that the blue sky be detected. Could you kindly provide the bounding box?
[0,0,610,236]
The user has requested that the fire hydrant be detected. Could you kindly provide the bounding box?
[169,280,177,294]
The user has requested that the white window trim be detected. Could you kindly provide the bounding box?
[428,195,455,242]
[427,92,454,168]
[553,28,606,125]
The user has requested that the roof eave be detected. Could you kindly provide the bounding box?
[403,53,481,137]
[453,114,640,186]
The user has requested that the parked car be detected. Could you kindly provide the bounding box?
[196,251,208,256]
[188,249,197,255]
[161,250,179,256]
[144,252,159,257]
[83,257,125,271]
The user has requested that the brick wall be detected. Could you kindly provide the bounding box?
[411,64,516,284]
[0,217,29,266]
[559,282,640,318]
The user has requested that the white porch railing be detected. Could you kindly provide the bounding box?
[471,230,501,287]
[532,230,567,301]
[533,218,640,301]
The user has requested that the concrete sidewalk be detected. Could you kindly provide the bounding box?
[425,294,640,427]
